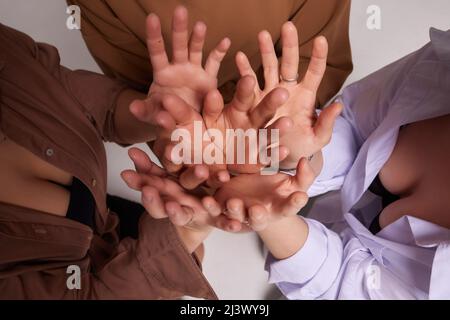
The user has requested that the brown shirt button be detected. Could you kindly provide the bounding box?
[91,179,97,187]
[46,148,54,157]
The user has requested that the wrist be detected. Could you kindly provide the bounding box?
[176,225,213,254]
[257,215,309,260]
[279,150,323,176]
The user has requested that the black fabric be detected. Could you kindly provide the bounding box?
[368,175,401,234]
[106,195,145,239]
[64,176,145,237]
[66,177,96,229]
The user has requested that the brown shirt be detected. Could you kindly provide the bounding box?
[0,24,216,300]
[68,0,353,105]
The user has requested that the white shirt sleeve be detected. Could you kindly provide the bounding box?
[265,216,429,300]
[308,111,359,197]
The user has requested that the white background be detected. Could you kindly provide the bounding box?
[1,0,449,299]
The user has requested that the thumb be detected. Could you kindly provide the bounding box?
[292,158,317,191]
[313,102,343,147]
[203,89,224,126]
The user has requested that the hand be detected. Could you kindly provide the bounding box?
[236,22,343,169]
[146,6,230,112]
[152,93,230,189]
[201,77,294,174]
[130,6,232,190]
[213,157,317,232]
[121,147,221,231]
[158,79,295,179]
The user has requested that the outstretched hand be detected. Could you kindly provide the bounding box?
[236,22,343,169]
[129,6,233,189]
[146,6,230,112]
[213,157,317,232]
[121,147,316,234]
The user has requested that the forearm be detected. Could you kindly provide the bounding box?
[258,216,309,260]
[113,89,158,144]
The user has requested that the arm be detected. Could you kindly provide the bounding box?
[113,88,158,144]
[0,25,211,299]
[258,215,309,260]
[263,215,413,300]
[0,214,215,300]
[58,61,160,145]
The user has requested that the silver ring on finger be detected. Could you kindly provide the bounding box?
[280,73,299,84]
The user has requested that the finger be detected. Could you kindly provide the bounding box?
[248,205,269,232]
[122,170,167,191]
[154,110,177,132]
[129,98,161,126]
[189,21,207,65]
[166,201,193,226]
[205,37,231,77]
[162,143,184,173]
[235,51,259,81]
[171,6,189,63]
[261,145,290,168]
[280,22,300,84]
[128,147,166,176]
[179,165,210,190]
[207,170,230,189]
[216,214,242,233]
[249,88,289,128]
[258,30,279,90]
[121,170,145,191]
[313,102,343,146]
[161,94,197,124]
[142,186,168,219]
[202,196,222,217]
[225,198,246,222]
[145,14,169,72]
[203,89,225,125]
[267,116,294,137]
[292,158,317,191]
[120,170,170,193]
[279,191,308,217]
[301,36,328,93]
[229,75,256,113]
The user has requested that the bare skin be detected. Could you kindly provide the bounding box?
[379,114,450,229]
[0,138,72,216]
[124,16,450,262]
[1,6,448,263]
[0,138,213,253]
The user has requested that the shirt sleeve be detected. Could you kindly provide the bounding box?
[286,0,353,107]
[309,110,359,197]
[30,33,129,143]
[58,66,128,143]
[266,217,344,299]
[265,216,425,300]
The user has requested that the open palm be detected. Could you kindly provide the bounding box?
[235,22,342,169]
[146,6,230,112]
[213,157,317,232]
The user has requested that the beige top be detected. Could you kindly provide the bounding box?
[68,0,353,105]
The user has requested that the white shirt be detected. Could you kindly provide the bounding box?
[266,28,450,300]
